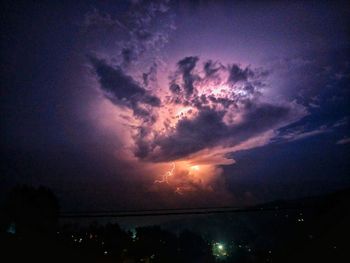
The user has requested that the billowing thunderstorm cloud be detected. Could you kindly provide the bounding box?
[81,0,348,196]
[90,54,306,163]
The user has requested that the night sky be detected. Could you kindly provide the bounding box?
[1,0,350,212]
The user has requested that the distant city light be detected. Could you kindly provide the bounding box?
[130,228,137,240]
[7,223,16,235]
[212,242,228,258]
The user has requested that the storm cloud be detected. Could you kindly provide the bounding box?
[90,56,160,120]
[103,55,307,162]
[177,56,200,96]
[145,101,303,162]
[80,0,349,198]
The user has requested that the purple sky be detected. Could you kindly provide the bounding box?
[1,0,350,211]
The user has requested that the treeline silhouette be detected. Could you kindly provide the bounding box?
[0,185,214,263]
[1,184,349,263]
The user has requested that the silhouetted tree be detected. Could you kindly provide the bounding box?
[4,185,60,236]
[102,223,132,259]
[131,226,178,262]
[178,229,215,263]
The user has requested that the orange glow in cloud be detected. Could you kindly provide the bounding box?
[153,159,224,195]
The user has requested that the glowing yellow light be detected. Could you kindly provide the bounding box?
[191,165,200,171]
[218,244,223,250]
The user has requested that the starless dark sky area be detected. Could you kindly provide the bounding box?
[1,0,350,212]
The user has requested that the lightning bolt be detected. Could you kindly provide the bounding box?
[175,187,184,195]
[155,162,175,184]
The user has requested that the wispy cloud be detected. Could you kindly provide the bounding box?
[336,137,350,145]
[276,125,330,143]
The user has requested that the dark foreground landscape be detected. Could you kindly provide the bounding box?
[1,185,349,263]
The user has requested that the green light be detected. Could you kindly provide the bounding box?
[213,242,228,258]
